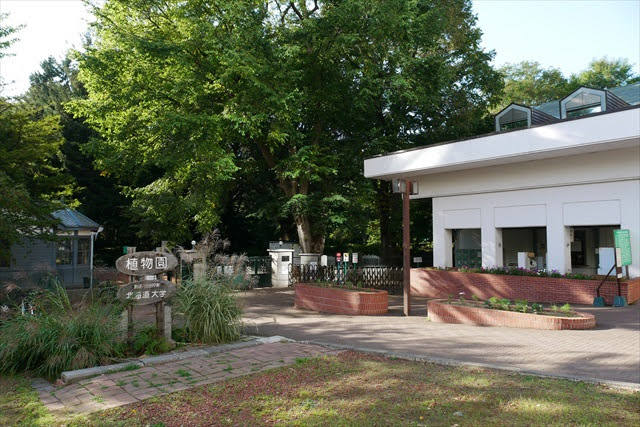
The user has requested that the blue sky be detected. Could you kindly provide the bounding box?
[472,0,640,76]
[1,0,639,97]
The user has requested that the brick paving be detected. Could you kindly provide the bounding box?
[240,288,640,385]
[33,342,339,414]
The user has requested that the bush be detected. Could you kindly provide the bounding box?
[133,325,171,356]
[0,283,125,380]
[175,278,242,344]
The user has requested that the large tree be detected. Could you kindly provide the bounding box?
[71,0,501,253]
[0,16,73,263]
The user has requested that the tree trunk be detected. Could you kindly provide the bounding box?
[295,214,325,254]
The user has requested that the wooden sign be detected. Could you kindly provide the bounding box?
[117,279,177,305]
[115,251,178,276]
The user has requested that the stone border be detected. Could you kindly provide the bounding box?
[60,335,292,384]
[427,299,596,330]
[294,283,388,315]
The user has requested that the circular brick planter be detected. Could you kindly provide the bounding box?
[427,299,596,330]
[294,283,388,315]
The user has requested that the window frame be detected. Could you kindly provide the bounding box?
[560,87,607,119]
[495,104,532,132]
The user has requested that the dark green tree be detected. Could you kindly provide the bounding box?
[22,55,147,263]
[71,0,501,255]
[0,16,74,263]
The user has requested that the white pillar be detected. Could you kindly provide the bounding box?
[547,203,571,274]
[432,204,453,268]
[482,226,503,268]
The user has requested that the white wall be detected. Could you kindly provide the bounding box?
[433,179,640,277]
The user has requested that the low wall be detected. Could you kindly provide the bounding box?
[294,283,388,315]
[411,269,640,305]
[427,300,596,330]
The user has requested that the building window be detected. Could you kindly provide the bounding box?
[495,105,531,132]
[561,88,606,119]
[56,239,72,265]
[78,239,90,265]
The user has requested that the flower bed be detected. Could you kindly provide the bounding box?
[411,269,640,305]
[427,299,596,330]
[294,283,388,315]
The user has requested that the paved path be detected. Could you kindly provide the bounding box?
[240,288,640,386]
[33,342,339,414]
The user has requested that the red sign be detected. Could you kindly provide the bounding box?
[336,252,342,262]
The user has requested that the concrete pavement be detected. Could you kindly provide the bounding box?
[240,288,640,386]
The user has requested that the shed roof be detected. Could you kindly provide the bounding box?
[51,209,101,231]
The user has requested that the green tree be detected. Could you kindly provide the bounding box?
[0,99,74,263]
[498,57,639,111]
[572,57,640,89]
[497,61,570,110]
[22,55,147,263]
[0,16,73,263]
[71,0,501,254]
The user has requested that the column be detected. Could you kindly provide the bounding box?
[546,203,571,274]
[481,207,503,268]
[433,206,452,268]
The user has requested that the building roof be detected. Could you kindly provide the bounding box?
[364,107,640,180]
[609,82,640,105]
[51,208,102,231]
[533,82,640,118]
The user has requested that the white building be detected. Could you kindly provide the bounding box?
[364,84,640,278]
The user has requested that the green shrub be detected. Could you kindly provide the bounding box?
[531,303,544,314]
[471,294,479,302]
[515,300,529,313]
[499,298,511,310]
[175,278,242,344]
[560,303,572,313]
[487,296,500,309]
[0,283,125,380]
[133,325,171,356]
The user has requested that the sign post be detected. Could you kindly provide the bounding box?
[116,251,179,341]
[613,230,631,307]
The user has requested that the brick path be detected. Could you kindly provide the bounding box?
[240,288,640,386]
[33,342,339,414]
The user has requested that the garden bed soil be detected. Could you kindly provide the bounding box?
[427,299,596,330]
[294,283,388,315]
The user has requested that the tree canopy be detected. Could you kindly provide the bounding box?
[0,17,74,263]
[70,0,502,254]
[497,57,640,110]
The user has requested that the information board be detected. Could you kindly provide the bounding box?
[614,229,632,266]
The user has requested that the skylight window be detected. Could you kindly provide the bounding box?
[495,104,531,132]
[561,88,606,119]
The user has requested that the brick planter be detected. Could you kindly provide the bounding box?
[411,269,640,305]
[427,300,596,330]
[294,283,388,315]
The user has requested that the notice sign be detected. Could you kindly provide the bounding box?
[413,257,423,264]
[116,251,178,276]
[614,229,632,266]
[352,253,358,264]
[117,279,177,305]
[344,253,350,262]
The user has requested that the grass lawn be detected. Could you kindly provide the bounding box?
[2,351,639,426]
